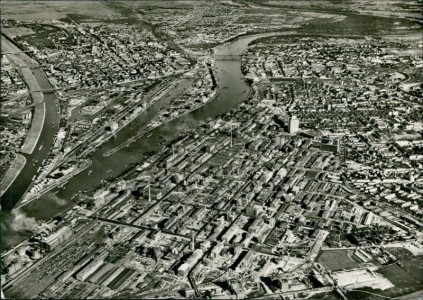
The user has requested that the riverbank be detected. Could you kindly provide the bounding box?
[0,154,26,198]
[63,79,178,164]
[2,32,278,248]
[20,101,45,154]
[213,31,295,54]
[15,158,92,210]
[20,67,43,92]
[99,80,179,143]
[2,36,47,155]
[1,35,59,212]
[104,91,218,157]
[399,290,423,299]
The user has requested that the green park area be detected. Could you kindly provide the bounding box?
[317,249,361,271]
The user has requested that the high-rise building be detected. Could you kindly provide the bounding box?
[276,136,285,146]
[289,116,299,134]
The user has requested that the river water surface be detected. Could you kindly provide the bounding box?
[1,32,285,248]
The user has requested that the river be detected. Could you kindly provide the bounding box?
[0,37,61,212]
[1,32,286,248]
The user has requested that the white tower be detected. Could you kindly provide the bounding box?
[289,116,299,134]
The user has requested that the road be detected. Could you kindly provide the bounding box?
[350,289,402,299]
[308,229,329,261]
[188,271,201,298]
[92,216,191,241]
[249,287,333,299]
[315,264,348,300]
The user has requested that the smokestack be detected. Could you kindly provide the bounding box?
[230,125,233,148]
[148,176,151,203]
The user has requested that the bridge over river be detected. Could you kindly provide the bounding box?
[214,54,242,61]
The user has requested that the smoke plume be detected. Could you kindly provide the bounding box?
[44,191,67,207]
[8,209,41,232]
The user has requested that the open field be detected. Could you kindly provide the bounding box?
[0,1,117,21]
[346,248,423,299]
[317,249,361,271]
[386,247,419,260]
[378,257,423,296]
[384,242,423,255]
[242,0,422,19]
[2,27,35,38]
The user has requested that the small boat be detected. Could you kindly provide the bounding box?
[39,145,43,151]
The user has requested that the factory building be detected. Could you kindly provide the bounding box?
[76,252,108,281]
[40,226,73,252]
[178,249,204,277]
